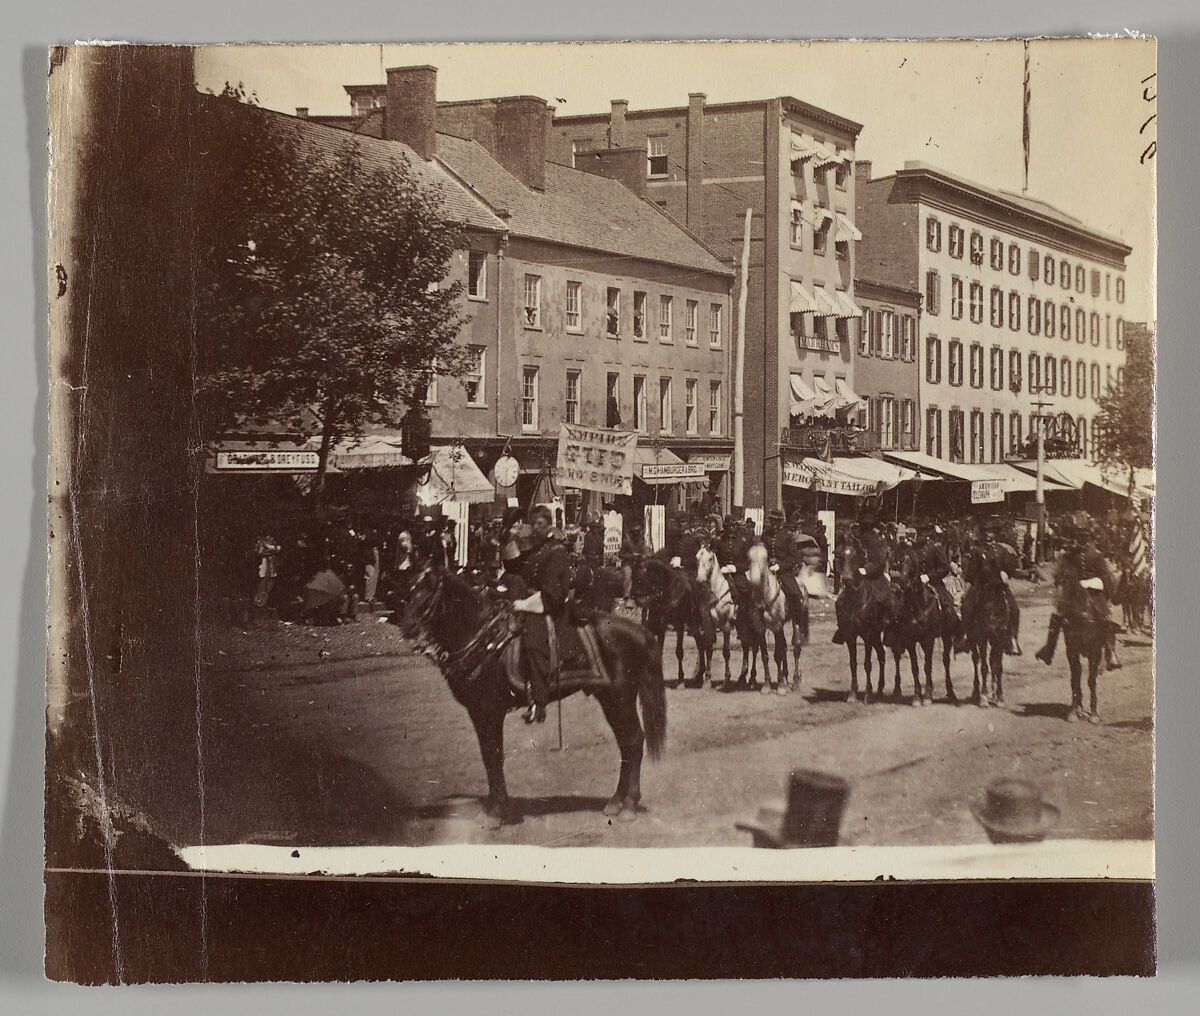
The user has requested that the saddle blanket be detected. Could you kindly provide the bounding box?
[502,619,612,695]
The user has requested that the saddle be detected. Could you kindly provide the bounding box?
[501,615,613,697]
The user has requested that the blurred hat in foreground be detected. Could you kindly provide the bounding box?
[737,769,850,848]
[969,778,1059,844]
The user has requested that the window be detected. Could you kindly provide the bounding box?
[464,346,486,406]
[1090,363,1100,401]
[1105,314,1112,348]
[684,378,698,434]
[949,224,964,259]
[1044,357,1057,395]
[969,282,984,324]
[1078,418,1088,458]
[606,372,622,427]
[1106,364,1114,395]
[633,375,647,432]
[1116,318,1125,350]
[813,219,829,256]
[836,239,849,262]
[790,203,804,246]
[835,157,850,189]
[681,299,698,347]
[990,346,1004,390]
[991,412,1005,463]
[1076,360,1086,397]
[925,270,941,315]
[1009,349,1023,392]
[1009,412,1023,453]
[926,406,942,458]
[1116,277,1126,303]
[709,304,723,348]
[901,315,916,361]
[659,376,673,433]
[565,280,582,331]
[859,307,873,355]
[1028,296,1041,335]
[1105,273,1111,300]
[948,340,963,386]
[1061,357,1072,397]
[467,251,487,299]
[633,291,647,340]
[1089,312,1100,346]
[926,216,942,252]
[970,231,984,265]
[1029,352,1041,392]
[606,288,620,337]
[926,335,942,384]
[1044,300,1056,338]
[523,274,541,327]
[990,238,1004,271]
[879,395,896,449]
[901,399,915,448]
[521,365,539,430]
[1118,367,1126,388]
[1044,256,1056,286]
[1091,269,1101,297]
[1076,308,1086,344]
[647,135,668,177]
[880,310,895,359]
[1008,243,1021,275]
[1060,260,1072,290]
[970,410,985,464]
[565,369,581,424]
[1061,304,1071,341]
[949,409,965,463]
[709,381,722,436]
[1029,249,1041,282]
[950,276,964,319]
[990,287,1004,328]
[970,342,984,388]
[1075,265,1086,293]
[659,295,673,342]
[1008,291,1021,331]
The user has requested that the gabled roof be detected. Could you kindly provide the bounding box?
[434,132,732,276]
[201,96,509,235]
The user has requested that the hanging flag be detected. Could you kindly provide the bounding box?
[1128,522,1150,578]
[1023,40,1031,193]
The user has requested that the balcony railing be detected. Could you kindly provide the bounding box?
[780,425,880,455]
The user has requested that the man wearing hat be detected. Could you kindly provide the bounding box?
[513,505,573,724]
[581,517,605,569]
[1034,515,1114,666]
[770,512,807,626]
[832,511,891,643]
[911,519,959,625]
[962,517,1021,654]
[619,519,648,602]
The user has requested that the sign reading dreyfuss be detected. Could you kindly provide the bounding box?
[216,449,320,472]
[555,423,638,496]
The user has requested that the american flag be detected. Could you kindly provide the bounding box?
[1128,522,1150,578]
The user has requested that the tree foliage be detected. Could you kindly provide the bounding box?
[1093,325,1155,484]
[191,85,471,497]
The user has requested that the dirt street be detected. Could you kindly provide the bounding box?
[194,576,1153,851]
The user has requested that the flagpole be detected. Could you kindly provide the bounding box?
[1022,40,1031,194]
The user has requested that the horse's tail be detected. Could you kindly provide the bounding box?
[637,628,667,760]
[795,588,810,646]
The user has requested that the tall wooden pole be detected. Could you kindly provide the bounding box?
[733,208,752,510]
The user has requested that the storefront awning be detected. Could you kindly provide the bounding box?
[834,378,868,412]
[882,451,1075,492]
[833,212,863,243]
[416,444,494,505]
[811,376,837,416]
[811,286,841,318]
[633,446,706,484]
[789,133,818,160]
[327,434,413,470]
[789,280,818,314]
[789,374,817,416]
[832,289,863,318]
[783,455,916,495]
[1007,459,1155,501]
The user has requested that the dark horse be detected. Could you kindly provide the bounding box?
[631,558,715,687]
[400,567,666,825]
[961,548,1016,708]
[834,542,890,703]
[884,578,959,706]
[1058,561,1112,723]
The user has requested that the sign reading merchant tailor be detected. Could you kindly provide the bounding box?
[555,423,638,496]
[971,478,1006,504]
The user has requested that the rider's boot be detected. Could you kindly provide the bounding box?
[1035,613,1063,666]
[522,680,547,724]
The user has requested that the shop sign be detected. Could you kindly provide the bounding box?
[782,457,889,496]
[216,450,320,472]
[971,478,1006,504]
[688,454,732,472]
[640,461,706,481]
[555,423,637,496]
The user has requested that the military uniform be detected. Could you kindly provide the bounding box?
[519,532,572,722]
[962,527,1021,653]
[771,524,806,619]
[1035,523,1114,666]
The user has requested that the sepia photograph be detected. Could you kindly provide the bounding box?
[44,37,1156,980]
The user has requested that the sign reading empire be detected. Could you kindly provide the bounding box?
[556,423,637,496]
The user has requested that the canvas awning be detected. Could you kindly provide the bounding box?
[327,434,413,470]
[811,376,837,416]
[789,373,817,416]
[789,133,818,161]
[833,378,867,412]
[833,212,863,243]
[633,446,705,484]
[416,444,494,505]
[832,289,863,318]
[811,286,841,318]
[783,455,916,495]
[789,280,819,314]
[883,451,1073,492]
[1007,459,1155,501]
[811,140,844,168]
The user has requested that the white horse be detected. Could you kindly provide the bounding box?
[747,543,809,695]
[696,544,764,687]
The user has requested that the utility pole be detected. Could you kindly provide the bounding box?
[1030,390,1053,564]
[732,208,752,511]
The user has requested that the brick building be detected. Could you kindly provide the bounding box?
[313,67,735,517]
[852,279,922,453]
[549,93,865,511]
[856,161,1133,465]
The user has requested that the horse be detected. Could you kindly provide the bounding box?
[630,557,714,687]
[961,548,1015,708]
[884,577,958,706]
[1056,560,1113,724]
[399,565,666,825]
[833,541,890,703]
[695,544,767,689]
[747,544,809,695]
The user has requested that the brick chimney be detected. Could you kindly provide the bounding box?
[384,65,437,159]
[574,147,645,199]
[609,99,629,148]
[494,96,549,190]
[855,160,872,183]
[295,107,309,119]
[686,92,706,228]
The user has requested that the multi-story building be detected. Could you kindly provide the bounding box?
[549,93,865,511]
[852,279,922,454]
[314,67,735,517]
[856,161,1132,465]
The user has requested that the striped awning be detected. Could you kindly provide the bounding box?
[834,212,863,242]
[811,286,841,318]
[832,290,863,318]
[789,280,819,314]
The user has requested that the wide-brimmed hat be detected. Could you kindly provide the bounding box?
[969,778,1059,844]
[736,769,851,848]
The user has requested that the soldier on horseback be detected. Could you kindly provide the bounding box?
[832,512,891,644]
[513,505,573,724]
[770,510,807,627]
[1034,516,1113,666]
[911,519,960,626]
[962,517,1021,655]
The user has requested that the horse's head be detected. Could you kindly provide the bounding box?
[696,544,716,583]
[746,543,769,586]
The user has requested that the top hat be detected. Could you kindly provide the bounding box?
[969,778,1059,844]
[736,769,851,848]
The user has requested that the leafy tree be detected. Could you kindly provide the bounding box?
[1093,323,1155,493]
[192,85,471,501]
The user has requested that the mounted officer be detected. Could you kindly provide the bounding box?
[910,518,959,625]
[512,504,572,724]
[1034,515,1114,666]
[832,511,891,643]
[962,516,1021,655]
[770,510,807,624]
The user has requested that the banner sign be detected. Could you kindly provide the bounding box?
[783,457,898,496]
[603,509,623,558]
[555,424,637,496]
[216,450,319,473]
[640,461,706,481]
[971,478,1006,504]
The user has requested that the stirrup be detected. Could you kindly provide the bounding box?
[523,702,546,724]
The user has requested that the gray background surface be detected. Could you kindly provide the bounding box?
[3,0,1195,1005]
